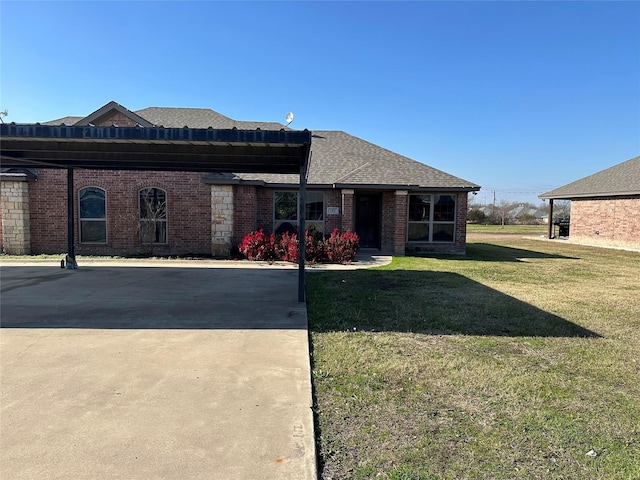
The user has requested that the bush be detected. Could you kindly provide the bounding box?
[239,228,360,264]
[277,231,299,263]
[467,209,486,224]
[237,229,278,261]
[324,229,359,264]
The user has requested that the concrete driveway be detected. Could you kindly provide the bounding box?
[0,261,317,480]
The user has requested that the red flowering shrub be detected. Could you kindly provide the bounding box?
[304,231,324,264]
[324,229,360,264]
[238,229,278,261]
[277,232,299,263]
[239,228,359,264]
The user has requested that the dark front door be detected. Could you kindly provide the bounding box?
[355,193,382,248]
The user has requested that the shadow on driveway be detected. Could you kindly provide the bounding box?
[1,265,306,329]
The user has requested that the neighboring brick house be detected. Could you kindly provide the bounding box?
[539,155,640,249]
[1,101,480,257]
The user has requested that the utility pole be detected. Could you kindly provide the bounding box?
[492,190,496,217]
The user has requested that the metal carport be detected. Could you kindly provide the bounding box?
[0,123,312,301]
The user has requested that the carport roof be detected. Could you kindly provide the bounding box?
[0,123,312,174]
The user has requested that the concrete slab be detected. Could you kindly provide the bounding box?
[0,264,316,479]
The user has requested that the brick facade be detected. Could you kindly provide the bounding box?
[25,169,211,256]
[569,196,640,249]
[1,170,470,256]
[341,190,354,232]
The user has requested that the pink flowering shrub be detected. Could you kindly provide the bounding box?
[237,229,278,261]
[239,228,360,264]
[324,229,360,264]
[277,232,299,263]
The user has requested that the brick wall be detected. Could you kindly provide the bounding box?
[570,196,640,248]
[256,188,274,232]
[341,190,354,232]
[0,188,3,251]
[28,169,211,256]
[233,185,257,249]
[381,191,396,252]
[393,191,408,255]
[324,190,342,233]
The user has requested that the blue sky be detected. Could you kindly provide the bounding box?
[2,1,639,206]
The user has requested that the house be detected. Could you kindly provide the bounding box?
[539,155,640,249]
[1,101,480,258]
[508,206,548,224]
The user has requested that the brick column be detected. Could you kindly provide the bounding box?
[393,190,408,256]
[1,180,31,254]
[211,185,234,257]
[341,189,355,231]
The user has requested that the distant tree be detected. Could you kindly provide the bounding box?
[517,213,538,225]
[554,200,571,219]
[467,209,486,224]
[493,200,516,226]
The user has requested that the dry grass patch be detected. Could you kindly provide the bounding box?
[307,234,640,479]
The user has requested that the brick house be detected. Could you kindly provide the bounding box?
[1,101,480,257]
[539,155,640,249]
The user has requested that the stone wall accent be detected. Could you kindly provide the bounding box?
[1,181,31,254]
[211,185,234,257]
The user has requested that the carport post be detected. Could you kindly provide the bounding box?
[67,168,77,267]
[298,154,308,302]
[547,198,554,239]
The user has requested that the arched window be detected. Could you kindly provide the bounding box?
[79,187,107,243]
[139,187,167,244]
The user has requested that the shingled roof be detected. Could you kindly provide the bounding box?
[45,103,479,191]
[539,155,640,199]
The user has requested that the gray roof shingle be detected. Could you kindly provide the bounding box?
[234,131,478,189]
[539,155,640,199]
[43,104,480,191]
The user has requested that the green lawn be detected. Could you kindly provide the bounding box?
[307,234,640,479]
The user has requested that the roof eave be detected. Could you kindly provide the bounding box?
[540,190,640,200]
[333,183,481,192]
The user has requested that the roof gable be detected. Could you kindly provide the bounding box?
[540,155,640,199]
[75,101,154,127]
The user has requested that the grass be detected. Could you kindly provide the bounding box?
[307,229,640,479]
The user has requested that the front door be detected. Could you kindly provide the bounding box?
[355,193,381,248]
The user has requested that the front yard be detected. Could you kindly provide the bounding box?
[307,230,640,479]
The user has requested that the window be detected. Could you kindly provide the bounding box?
[139,187,167,244]
[408,193,456,243]
[79,187,107,243]
[274,191,324,237]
